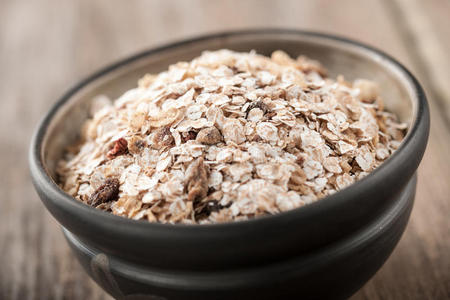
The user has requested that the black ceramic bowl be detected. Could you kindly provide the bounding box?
[29,30,429,300]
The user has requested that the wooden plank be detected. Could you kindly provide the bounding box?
[388,0,450,126]
[0,0,448,299]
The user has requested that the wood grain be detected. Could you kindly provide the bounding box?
[0,0,448,299]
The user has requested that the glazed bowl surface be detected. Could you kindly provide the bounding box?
[29,29,429,300]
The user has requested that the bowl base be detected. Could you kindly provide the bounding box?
[63,176,416,300]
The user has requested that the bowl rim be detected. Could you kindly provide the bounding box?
[29,28,429,235]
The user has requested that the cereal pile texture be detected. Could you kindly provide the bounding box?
[57,50,406,224]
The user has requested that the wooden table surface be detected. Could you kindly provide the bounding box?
[0,0,449,299]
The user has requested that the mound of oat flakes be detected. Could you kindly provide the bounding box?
[57,49,407,224]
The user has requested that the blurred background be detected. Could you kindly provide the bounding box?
[0,0,449,299]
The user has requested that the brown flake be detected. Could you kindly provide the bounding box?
[196,127,223,145]
[185,157,209,202]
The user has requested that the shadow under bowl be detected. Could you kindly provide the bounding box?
[29,29,429,300]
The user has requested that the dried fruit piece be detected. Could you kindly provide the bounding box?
[88,178,120,206]
[107,138,128,159]
[185,157,209,202]
[150,126,174,149]
[194,199,230,220]
[128,136,146,154]
[181,130,197,143]
[196,127,223,145]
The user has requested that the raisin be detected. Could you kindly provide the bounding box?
[181,131,197,143]
[150,126,174,150]
[88,178,120,207]
[107,138,128,159]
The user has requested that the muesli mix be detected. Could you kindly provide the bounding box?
[57,49,407,224]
